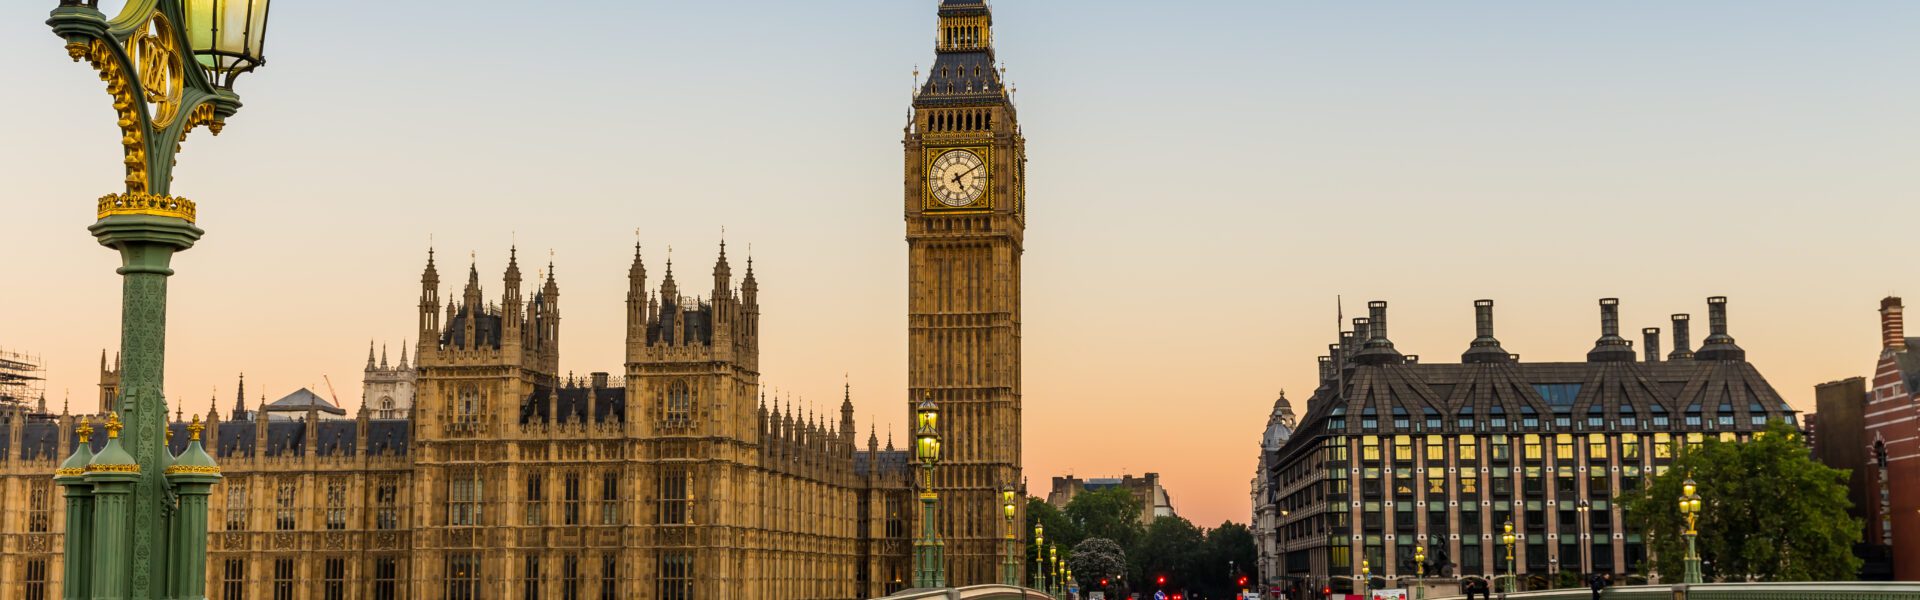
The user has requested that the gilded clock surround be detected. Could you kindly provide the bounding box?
[924,146,992,211]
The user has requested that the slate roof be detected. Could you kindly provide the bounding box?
[264,388,347,416]
[442,310,504,349]
[855,450,913,478]
[519,383,626,425]
[917,0,1005,107]
[1279,299,1797,464]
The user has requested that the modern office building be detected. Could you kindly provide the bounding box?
[1259,297,1798,595]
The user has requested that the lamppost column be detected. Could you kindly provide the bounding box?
[55,418,95,600]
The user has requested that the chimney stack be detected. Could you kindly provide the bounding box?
[1352,318,1371,348]
[1883,297,1907,351]
[1587,298,1637,362]
[590,372,610,389]
[1462,299,1512,364]
[1353,301,1404,365]
[1642,327,1662,363]
[1667,314,1694,361]
[1694,296,1746,361]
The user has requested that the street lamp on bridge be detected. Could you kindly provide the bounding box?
[1003,483,1020,586]
[914,394,945,589]
[1502,519,1518,596]
[1680,475,1703,584]
[44,0,272,596]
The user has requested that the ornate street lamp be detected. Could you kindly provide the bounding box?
[1360,558,1371,599]
[1049,544,1061,599]
[1679,476,1703,584]
[1502,519,1518,595]
[1576,499,1591,577]
[45,0,268,597]
[1003,483,1020,586]
[1034,523,1046,591]
[1414,545,1427,600]
[914,394,946,588]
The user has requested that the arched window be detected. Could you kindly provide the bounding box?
[456,384,480,428]
[665,381,693,424]
[379,396,394,420]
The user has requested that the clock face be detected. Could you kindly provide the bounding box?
[928,149,988,207]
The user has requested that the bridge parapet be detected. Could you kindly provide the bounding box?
[874,584,1053,600]
[1426,582,1920,600]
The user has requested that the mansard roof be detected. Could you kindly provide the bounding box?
[1279,298,1796,463]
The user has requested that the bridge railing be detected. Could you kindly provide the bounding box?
[873,584,1053,600]
[1425,581,1920,600]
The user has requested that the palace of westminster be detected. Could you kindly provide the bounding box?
[0,1,1029,598]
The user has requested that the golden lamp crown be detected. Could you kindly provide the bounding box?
[98,192,198,223]
[76,416,94,443]
[189,415,205,441]
[105,411,124,440]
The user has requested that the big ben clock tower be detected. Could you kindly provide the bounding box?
[905,0,1026,587]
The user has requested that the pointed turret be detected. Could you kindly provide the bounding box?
[713,238,732,297]
[419,248,442,344]
[231,373,248,421]
[503,246,524,329]
[627,241,648,341]
[366,340,377,370]
[840,381,857,442]
[399,343,409,370]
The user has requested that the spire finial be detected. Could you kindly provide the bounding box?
[77,417,93,443]
[105,411,123,439]
[189,414,205,441]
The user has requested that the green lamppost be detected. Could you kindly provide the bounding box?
[1679,476,1703,584]
[1034,524,1046,591]
[1002,484,1020,586]
[914,395,946,589]
[1048,545,1060,599]
[1502,519,1518,596]
[45,0,264,597]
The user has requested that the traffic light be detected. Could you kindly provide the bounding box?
[1237,575,1249,587]
[1099,578,1109,588]
[1156,575,1167,587]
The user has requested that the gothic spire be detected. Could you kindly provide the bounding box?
[366,340,376,369]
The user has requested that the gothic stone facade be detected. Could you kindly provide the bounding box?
[904,0,1029,586]
[0,247,917,600]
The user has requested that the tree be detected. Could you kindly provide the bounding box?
[1201,521,1259,596]
[1134,515,1205,590]
[1026,497,1083,587]
[1070,538,1128,595]
[1065,487,1147,551]
[1620,420,1862,582]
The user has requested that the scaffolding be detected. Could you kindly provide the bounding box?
[0,347,47,412]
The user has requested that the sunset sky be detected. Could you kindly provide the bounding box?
[4,0,1919,528]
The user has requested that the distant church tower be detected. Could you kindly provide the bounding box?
[97,349,120,416]
[905,0,1027,586]
[362,340,417,419]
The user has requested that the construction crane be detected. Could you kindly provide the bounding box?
[322,375,345,412]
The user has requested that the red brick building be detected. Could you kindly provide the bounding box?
[1866,297,1920,579]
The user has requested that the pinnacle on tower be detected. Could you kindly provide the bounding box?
[366,340,376,369]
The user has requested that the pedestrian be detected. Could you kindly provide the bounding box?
[1588,572,1605,600]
